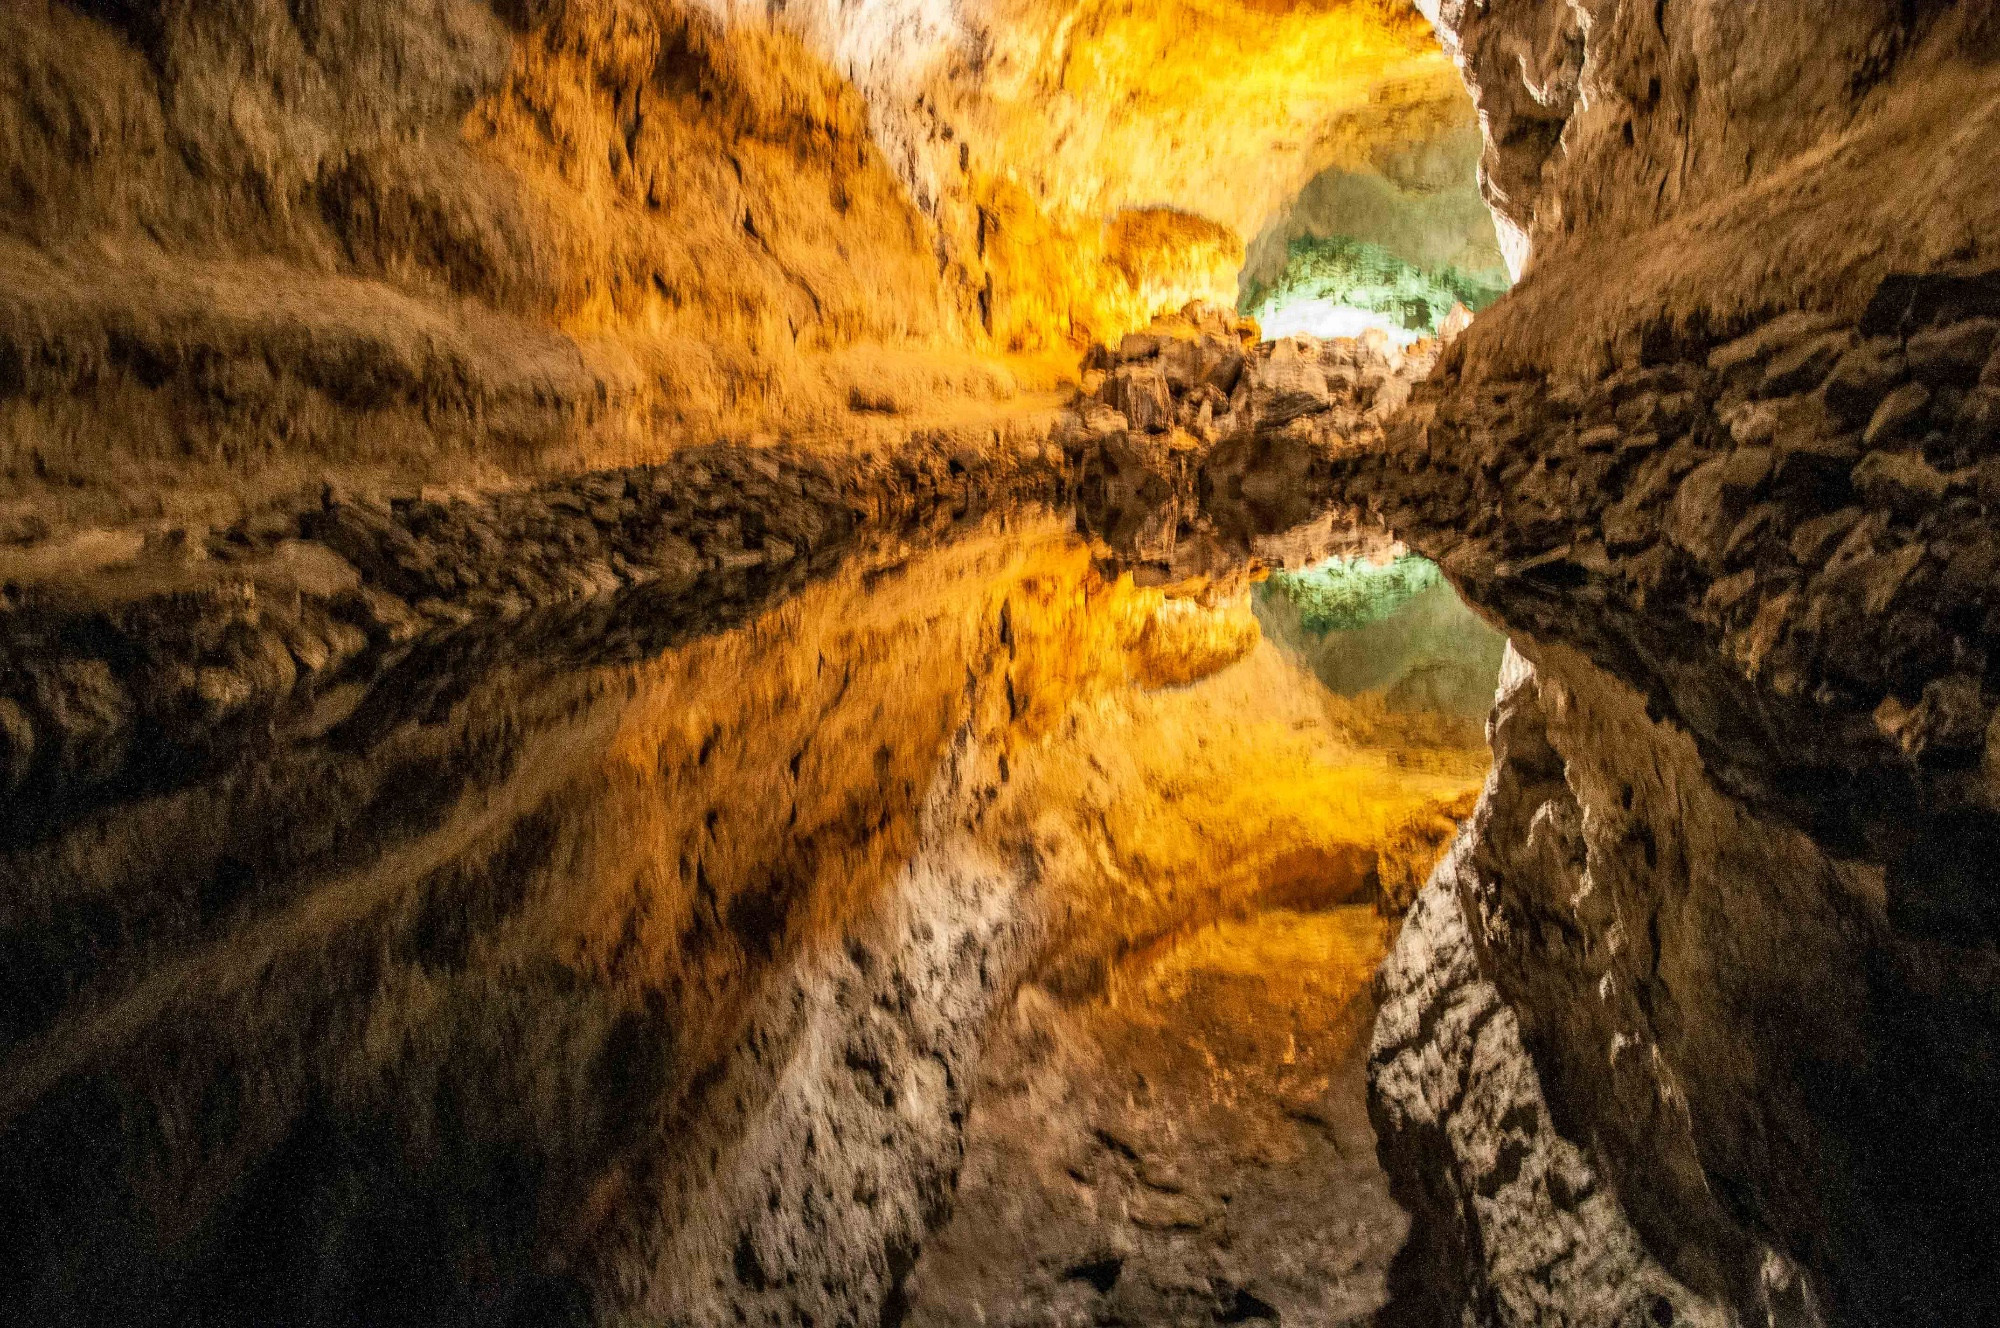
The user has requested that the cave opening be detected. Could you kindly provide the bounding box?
[1236,125,1512,345]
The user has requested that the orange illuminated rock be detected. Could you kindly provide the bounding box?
[0,0,1478,540]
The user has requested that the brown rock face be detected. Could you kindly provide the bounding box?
[1370,816,1730,1328]
[1363,5,2000,1326]
[1357,279,2000,1326]
[1061,302,1436,584]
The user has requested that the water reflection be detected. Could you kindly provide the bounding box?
[0,510,1497,1326]
[0,511,1094,1324]
[1254,554,1507,721]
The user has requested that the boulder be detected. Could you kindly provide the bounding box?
[1822,338,1908,426]
[1707,311,1844,379]
[1759,330,1851,397]
[1245,352,1330,429]
[1908,318,2000,386]
[1851,449,1950,515]
[1107,364,1174,433]
[1863,382,1932,446]
[1665,449,1771,563]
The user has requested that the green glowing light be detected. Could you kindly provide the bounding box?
[1259,555,1445,635]
[1241,234,1508,340]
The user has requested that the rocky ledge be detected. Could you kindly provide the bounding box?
[1355,271,2000,1326]
[1348,271,2000,840]
[1055,302,1441,583]
[0,429,1066,838]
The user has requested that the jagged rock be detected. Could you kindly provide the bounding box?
[1344,260,2000,1324]
[1198,337,1247,395]
[1863,381,1933,446]
[1158,337,1202,393]
[1960,385,2000,442]
[1068,302,1435,580]
[1822,339,1909,425]
[1369,806,1726,1328]
[1107,363,1175,433]
[1665,450,1767,564]
[1707,312,1844,381]
[1874,673,1989,759]
[1907,318,2000,386]
[1247,347,1332,427]
[1384,3,2000,1322]
[1788,508,1862,565]
[1851,449,1950,515]
[1760,331,1851,398]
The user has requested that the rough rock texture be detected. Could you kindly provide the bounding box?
[908,906,1405,1328]
[1361,5,2000,1324]
[1416,0,2000,357]
[0,0,1027,530]
[0,0,1477,542]
[1355,263,2000,1328]
[1370,818,1726,1328]
[0,428,1066,831]
[1057,302,1439,583]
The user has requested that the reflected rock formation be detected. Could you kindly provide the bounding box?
[1,508,1492,1324]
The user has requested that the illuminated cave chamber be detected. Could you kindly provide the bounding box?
[9,1,2000,1327]
[1256,554,1506,720]
[1237,127,1511,343]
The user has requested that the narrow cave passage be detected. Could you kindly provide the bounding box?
[6,0,2000,1325]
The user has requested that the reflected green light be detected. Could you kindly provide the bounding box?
[1255,554,1507,719]
[1260,555,1445,634]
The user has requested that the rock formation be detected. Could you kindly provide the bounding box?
[1370,811,1727,1328]
[1361,5,2000,1326]
[1059,301,1438,583]
[6,0,2000,1325]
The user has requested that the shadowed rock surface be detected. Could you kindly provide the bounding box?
[8,0,2000,1324]
[1355,5,2000,1326]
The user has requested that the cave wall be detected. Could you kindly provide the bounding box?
[0,0,1474,542]
[0,0,986,536]
[1370,808,1729,1328]
[1366,4,2000,1326]
[1418,0,2000,360]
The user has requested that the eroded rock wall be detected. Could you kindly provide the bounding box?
[1,0,1004,537]
[0,0,1475,542]
[1370,816,1725,1328]
[1417,0,2000,365]
[1367,4,2000,1325]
